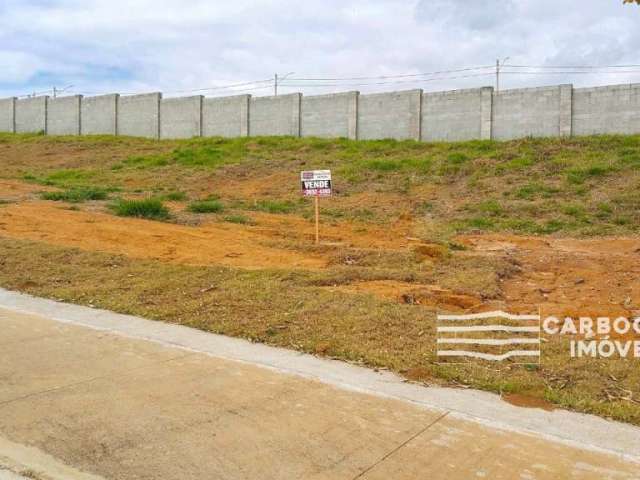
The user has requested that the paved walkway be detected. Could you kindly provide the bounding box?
[0,291,639,479]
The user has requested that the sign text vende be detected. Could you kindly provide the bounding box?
[301,170,332,197]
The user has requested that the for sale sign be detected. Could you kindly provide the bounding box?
[301,170,332,197]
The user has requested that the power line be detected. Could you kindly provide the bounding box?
[287,65,494,82]
[280,72,500,88]
[10,63,640,99]
[500,70,640,75]
[505,64,640,69]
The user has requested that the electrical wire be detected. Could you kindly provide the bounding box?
[287,65,495,82]
[11,64,640,98]
[505,64,640,69]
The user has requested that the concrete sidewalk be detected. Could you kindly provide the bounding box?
[0,293,639,479]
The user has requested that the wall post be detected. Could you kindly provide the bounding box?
[559,84,573,137]
[348,91,359,140]
[480,86,493,140]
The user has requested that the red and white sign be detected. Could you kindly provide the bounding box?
[301,170,332,197]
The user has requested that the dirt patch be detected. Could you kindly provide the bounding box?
[501,393,556,412]
[0,180,51,201]
[330,280,482,312]
[458,233,640,318]
[0,201,325,270]
[248,211,412,250]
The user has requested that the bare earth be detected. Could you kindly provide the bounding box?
[1,179,638,318]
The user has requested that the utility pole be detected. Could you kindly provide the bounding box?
[274,72,294,97]
[495,57,510,93]
[53,86,57,98]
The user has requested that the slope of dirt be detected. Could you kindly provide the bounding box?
[0,179,51,200]
[1,194,639,319]
[459,234,640,318]
[0,201,325,270]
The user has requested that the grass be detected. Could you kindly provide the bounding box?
[224,214,253,224]
[248,199,297,214]
[41,187,110,203]
[187,199,224,213]
[110,198,170,220]
[4,133,640,236]
[158,191,188,201]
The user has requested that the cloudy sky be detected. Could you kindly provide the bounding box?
[0,0,638,99]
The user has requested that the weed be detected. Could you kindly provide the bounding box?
[110,199,170,220]
[249,199,296,214]
[224,214,253,224]
[41,187,109,203]
[160,191,188,201]
[187,199,224,213]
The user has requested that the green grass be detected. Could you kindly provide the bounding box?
[3,133,640,236]
[24,169,98,188]
[110,198,170,220]
[40,187,109,203]
[187,199,224,213]
[159,191,187,201]
[249,199,297,214]
[224,214,253,224]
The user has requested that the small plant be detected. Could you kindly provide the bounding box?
[250,199,296,214]
[474,199,504,217]
[224,214,253,225]
[41,187,109,203]
[161,191,188,201]
[187,199,224,213]
[110,198,170,220]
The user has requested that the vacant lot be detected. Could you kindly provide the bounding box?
[0,133,639,424]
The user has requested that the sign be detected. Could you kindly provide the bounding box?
[301,170,332,197]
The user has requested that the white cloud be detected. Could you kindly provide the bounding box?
[0,0,638,99]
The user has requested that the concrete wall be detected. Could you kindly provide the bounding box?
[572,83,640,136]
[160,96,202,139]
[15,96,47,134]
[422,87,493,142]
[117,93,161,139]
[0,97,15,133]
[249,93,301,136]
[301,91,358,139]
[358,89,422,140]
[47,95,81,136]
[4,83,640,142]
[492,85,572,140]
[202,95,249,138]
[81,94,118,135]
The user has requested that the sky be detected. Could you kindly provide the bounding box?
[0,0,638,99]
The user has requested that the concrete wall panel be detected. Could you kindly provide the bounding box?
[357,89,422,140]
[492,85,571,140]
[572,84,640,136]
[0,97,16,133]
[15,97,47,134]
[301,91,358,139]
[81,94,118,135]
[160,96,202,139]
[422,87,492,142]
[249,93,301,137]
[117,93,161,139]
[47,95,81,135]
[202,95,249,138]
